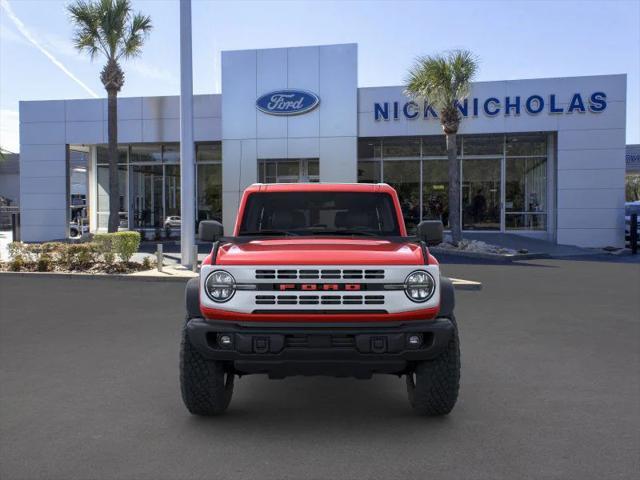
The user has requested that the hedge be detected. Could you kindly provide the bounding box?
[112,231,141,262]
[4,231,143,271]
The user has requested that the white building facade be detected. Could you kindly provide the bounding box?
[19,43,627,247]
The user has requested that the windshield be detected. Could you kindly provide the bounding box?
[238,192,401,236]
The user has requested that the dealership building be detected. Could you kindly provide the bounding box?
[18,43,627,247]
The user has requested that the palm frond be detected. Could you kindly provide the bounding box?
[118,13,152,60]
[98,0,130,58]
[405,49,478,113]
[67,0,152,67]
[67,0,107,59]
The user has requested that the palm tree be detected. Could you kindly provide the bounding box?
[405,50,478,244]
[68,0,152,232]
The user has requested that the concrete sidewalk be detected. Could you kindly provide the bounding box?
[463,232,604,257]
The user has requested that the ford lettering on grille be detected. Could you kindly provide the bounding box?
[278,283,362,291]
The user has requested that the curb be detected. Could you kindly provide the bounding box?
[431,247,550,262]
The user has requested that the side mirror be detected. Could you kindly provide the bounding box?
[199,220,224,242]
[417,220,443,246]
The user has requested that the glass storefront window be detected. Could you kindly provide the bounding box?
[358,133,549,232]
[421,136,447,157]
[263,161,277,183]
[307,159,320,182]
[97,164,128,229]
[163,144,180,163]
[276,161,301,181]
[462,158,501,230]
[97,146,127,165]
[258,159,319,183]
[197,163,222,224]
[130,144,162,163]
[506,133,547,156]
[505,157,547,230]
[463,134,503,156]
[196,143,222,230]
[505,214,547,230]
[358,138,382,160]
[357,161,381,183]
[384,160,421,232]
[94,135,550,234]
[164,165,181,223]
[197,143,222,162]
[131,164,163,228]
[382,137,420,159]
[94,142,225,233]
[69,149,89,228]
[422,160,449,227]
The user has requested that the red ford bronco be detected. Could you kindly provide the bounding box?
[180,183,459,416]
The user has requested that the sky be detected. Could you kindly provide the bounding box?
[0,0,638,153]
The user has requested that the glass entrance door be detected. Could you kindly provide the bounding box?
[131,164,163,228]
[258,159,319,183]
[461,158,501,230]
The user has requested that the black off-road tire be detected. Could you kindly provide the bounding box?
[180,317,234,415]
[406,316,460,416]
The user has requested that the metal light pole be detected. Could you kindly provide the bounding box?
[179,0,195,267]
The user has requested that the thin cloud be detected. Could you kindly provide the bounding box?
[0,0,99,98]
[129,60,179,86]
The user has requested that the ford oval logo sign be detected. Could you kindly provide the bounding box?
[256,90,320,116]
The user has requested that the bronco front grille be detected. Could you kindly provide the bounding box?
[255,294,385,306]
[255,269,385,280]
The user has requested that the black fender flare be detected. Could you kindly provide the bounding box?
[439,276,455,318]
[185,277,202,319]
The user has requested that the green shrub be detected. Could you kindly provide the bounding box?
[141,256,152,270]
[60,243,99,270]
[76,243,99,268]
[113,231,140,263]
[9,255,25,271]
[94,233,115,264]
[41,242,65,255]
[37,254,53,272]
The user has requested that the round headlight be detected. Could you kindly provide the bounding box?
[205,270,236,303]
[404,270,435,303]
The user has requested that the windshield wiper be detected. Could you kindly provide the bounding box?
[239,229,300,236]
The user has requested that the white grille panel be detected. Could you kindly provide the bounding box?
[255,269,385,280]
[255,294,386,306]
[199,264,441,314]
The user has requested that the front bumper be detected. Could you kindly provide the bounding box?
[186,317,454,378]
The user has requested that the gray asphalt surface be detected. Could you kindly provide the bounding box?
[1,258,639,480]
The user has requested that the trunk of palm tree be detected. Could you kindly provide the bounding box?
[102,59,124,233]
[447,132,462,244]
[106,89,120,233]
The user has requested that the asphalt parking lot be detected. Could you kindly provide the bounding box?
[1,257,639,480]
